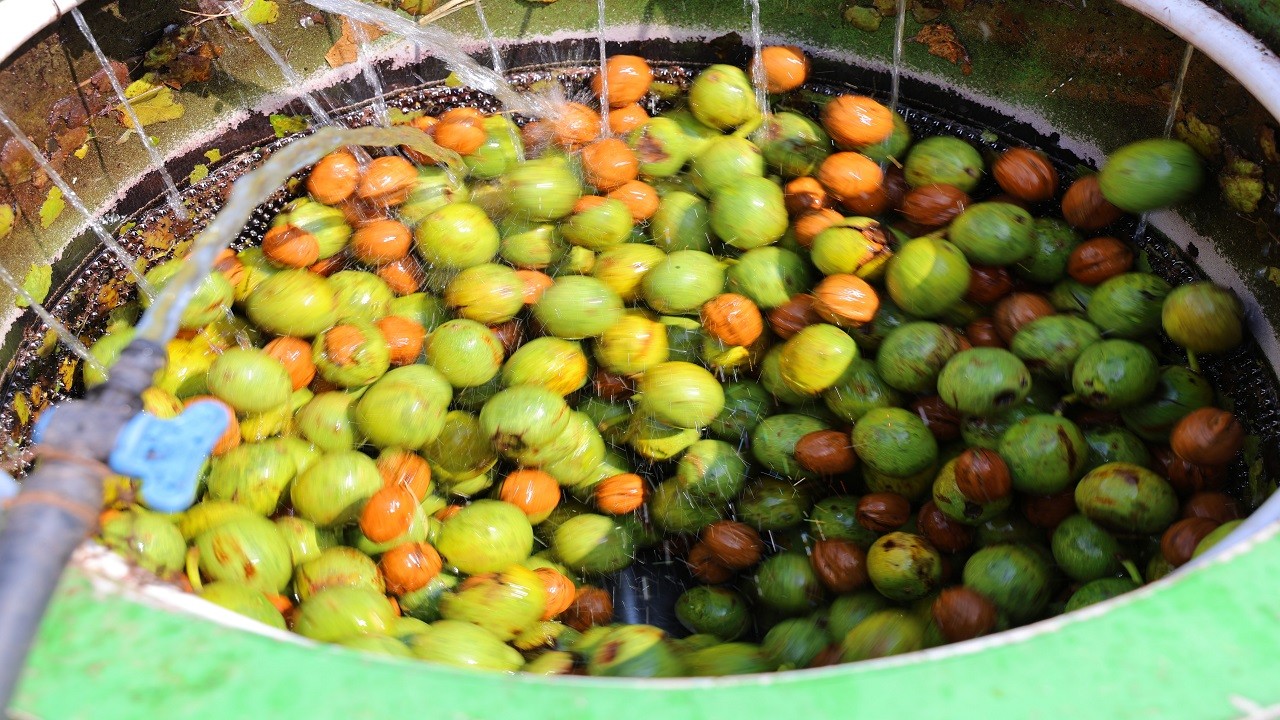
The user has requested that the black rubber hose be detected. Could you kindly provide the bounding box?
[0,339,164,714]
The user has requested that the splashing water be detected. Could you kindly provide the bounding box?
[889,0,908,115]
[349,19,390,128]
[305,0,567,122]
[744,0,770,126]
[70,8,187,222]
[0,109,156,300]
[0,264,106,378]
[225,2,338,126]
[473,0,506,76]
[596,0,610,133]
[135,125,460,345]
[1134,44,1195,241]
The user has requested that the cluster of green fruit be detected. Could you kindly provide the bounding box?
[82,55,1250,678]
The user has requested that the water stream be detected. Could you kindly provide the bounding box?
[744,0,770,125]
[0,109,156,300]
[888,0,908,114]
[596,0,610,133]
[305,0,566,122]
[70,8,188,222]
[349,19,391,128]
[0,264,106,377]
[134,125,459,345]
[1134,44,1195,241]
[225,2,339,127]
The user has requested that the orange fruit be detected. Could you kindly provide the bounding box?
[263,336,317,390]
[700,294,765,348]
[359,484,418,543]
[594,473,647,515]
[376,255,424,295]
[379,542,443,595]
[350,218,411,265]
[515,269,554,304]
[753,45,810,93]
[535,567,576,620]
[551,102,601,149]
[609,102,650,135]
[356,156,418,206]
[306,149,361,205]
[261,225,319,268]
[375,449,433,501]
[375,315,425,366]
[591,55,654,108]
[581,138,640,191]
[793,208,844,248]
[817,152,884,201]
[821,95,894,149]
[606,180,660,221]
[498,469,561,523]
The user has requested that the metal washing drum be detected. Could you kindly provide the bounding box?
[2,0,1280,717]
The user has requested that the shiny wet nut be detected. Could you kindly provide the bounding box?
[856,492,911,532]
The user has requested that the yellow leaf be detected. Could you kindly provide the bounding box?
[39,187,64,229]
[204,148,222,163]
[0,204,13,239]
[189,164,209,183]
[73,143,89,159]
[17,263,51,308]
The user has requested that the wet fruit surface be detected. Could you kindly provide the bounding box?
[41,52,1261,680]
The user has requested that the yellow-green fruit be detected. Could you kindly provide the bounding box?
[594,314,670,376]
[435,499,534,575]
[440,564,547,640]
[501,337,590,395]
[779,323,858,396]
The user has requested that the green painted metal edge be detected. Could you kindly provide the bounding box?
[13,525,1280,720]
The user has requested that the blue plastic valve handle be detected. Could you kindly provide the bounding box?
[32,401,229,514]
[109,402,229,513]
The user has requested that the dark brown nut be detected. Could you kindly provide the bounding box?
[954,448,1012,504]
[911,396,963,442]
[768,294,822,340]
[1062,175,1123,231]
[856,492,912,532]
[932,586,998,642]
[1171,408,1245,467]
[1181,492,1243,523]
[1020,489,1077,529]
[700,521,764,570]
[809,538,869,593]
[562,585,614,631]
[1153,446,1228,496]
[1161,517,1220,567]
[592,368,633,401]
[917,501,975,553]
[1067,236,1135,285]
[795,430,858,476]
[993,147,1059,203]
[965,317,1005,348]
[965,265,1015,305]
[687,542,736,584]
[994,292,1055,343]
[898,183,970,227]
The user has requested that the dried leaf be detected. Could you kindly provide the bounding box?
[144,24,222,89]
[326,17,387,69]
[230,0,280,28]
[17,264,51,308]
[269,114,310,138]
[1265,266,1280,287]
[13,393,29,426]
[0,204,13,239]
[910,24,972,75]
[39,187,64,229]
[1219,155,1264,214]
[1173,113,1222,162]
[119,77,186,129]
[843,6,882,32]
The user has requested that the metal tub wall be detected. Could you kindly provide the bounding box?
[2,1,1280,718]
